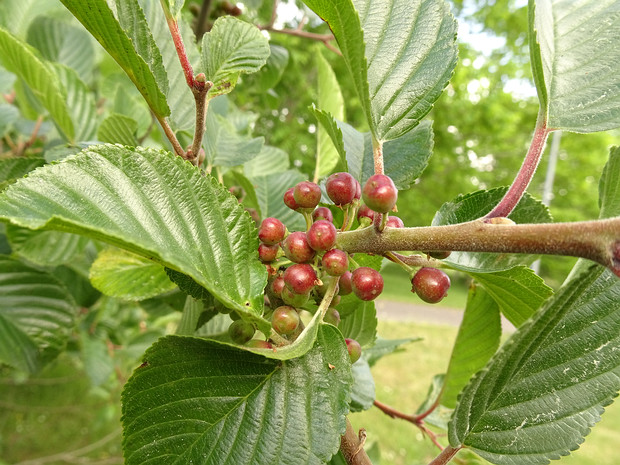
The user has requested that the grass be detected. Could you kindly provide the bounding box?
[0,319,618,465]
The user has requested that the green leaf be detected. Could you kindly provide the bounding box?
[310,106,348,172]
[59,0,170,117]
[201,16,270,98]
[0,0,59,39]
[0,27,75,141]
[304,0,457,142]
[80,331,115,386]
[441,285,501,409]
[97,113,139,146]
[0,255,77,373]
[315,49,346,179]
[363,336,420,367]
[301,0,370,137]
[598,146,620,218]
[163,0,185,18]
[0,157,44,190]
[339,120,434,189]
[254,169,307,231]
[530,0,620,132]
[26,16,95,83]
[470,266,554,328]
[449,266,620,464]
[246,43,289,92]
[176,295,205,336]
[350,357,375,412]
[54,64,97,141]
[121,325,352,464]
[114,0,169,96]
[337,301,377,347]
[0,144,267,321]
[89,248,177,300]
[140,1,199,130]
[5,225,90,267]
[165,268,214,302]
[433,188,552,272]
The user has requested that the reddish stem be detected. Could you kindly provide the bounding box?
[167,16,197,89]
[486,113,550,218]
[428,446,462,465]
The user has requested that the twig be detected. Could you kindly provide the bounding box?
[268,0,280,29]
[340,418,373,465]
[16,115,44,156]
[485,112,550,218]
[155,114,186,159]
[428,445,462,465]
[195,0,213,41]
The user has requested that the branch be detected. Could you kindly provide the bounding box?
[428,446,462,465]
[336,218,620,276]
[155,114,186,159]
[195,0,213,41]
[340,418,373,465]
[486,112,550,218]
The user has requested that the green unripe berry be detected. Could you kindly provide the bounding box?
[271,305,300,335]
[228,320,255,344]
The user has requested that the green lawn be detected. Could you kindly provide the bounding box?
[0,319,617,465]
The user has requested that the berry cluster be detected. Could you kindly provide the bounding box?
[228,171,450,362]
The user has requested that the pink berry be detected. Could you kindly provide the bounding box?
[326,172,357,206]
[351,267,384,301]
[282,231,316,263]
[259,217,286,245]
[411,267,451,304]
[283,187,300,211]
[271,305,300,335]
[322,249,349,276]
[357,205,375,223]
[283,264,318,294]
[306,220,337,251]
[338,271,353,295]
[293,181,322,209]
[345,338,362,363]
[386,216,404,228]
[312,207,334,223]
[362,174,398,213]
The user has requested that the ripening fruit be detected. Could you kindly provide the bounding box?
[228,320,255,344]
[386,216,404,228]
[312,206,334,223]
[293,181,322,209]
[245,339,273,349]
[324,307,341,326]
[307,220,337,251]
[281,286,310,307]
[362,174,398,213]
[322,249,349,276]
[326,172,358,206]
[351,267,384,301]
[283,264,318,294]
[345,338,362,363]
[411,267,451,304]
[271,305,300,335]
[338,271,353,295]
[270,275,286,296]
[258,243,279,263]
[282,231,316,263]
[428,250,451,260]
[357,205,375,223]
[259,217,286,245]
[283,187,300,211]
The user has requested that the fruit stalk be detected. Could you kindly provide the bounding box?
[336,218,620,276]
[340,418,372,465]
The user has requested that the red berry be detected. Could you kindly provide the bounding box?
[283,264,318,294]
[354,179,361,200]
[362,174,398,213]
[326,172,357,206]
[324,307,340,326]
[411,267,451,304]
[307,220,337,251]
[386,216,404,228]
[270,276,285,296]
[271,305,300,335]
[259,217,286,245]
[331,295,341,306]
[338,271,353,295]
[283,187,300,211]
[322,249,349,276]
[228,320,255,344]
[258,243,279,263]
[293,181,322,209]
[357,205,375,223]
[282,231,316,263]
[351,267,384,301]
[345,338,362,363]
[312,207,334,223]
